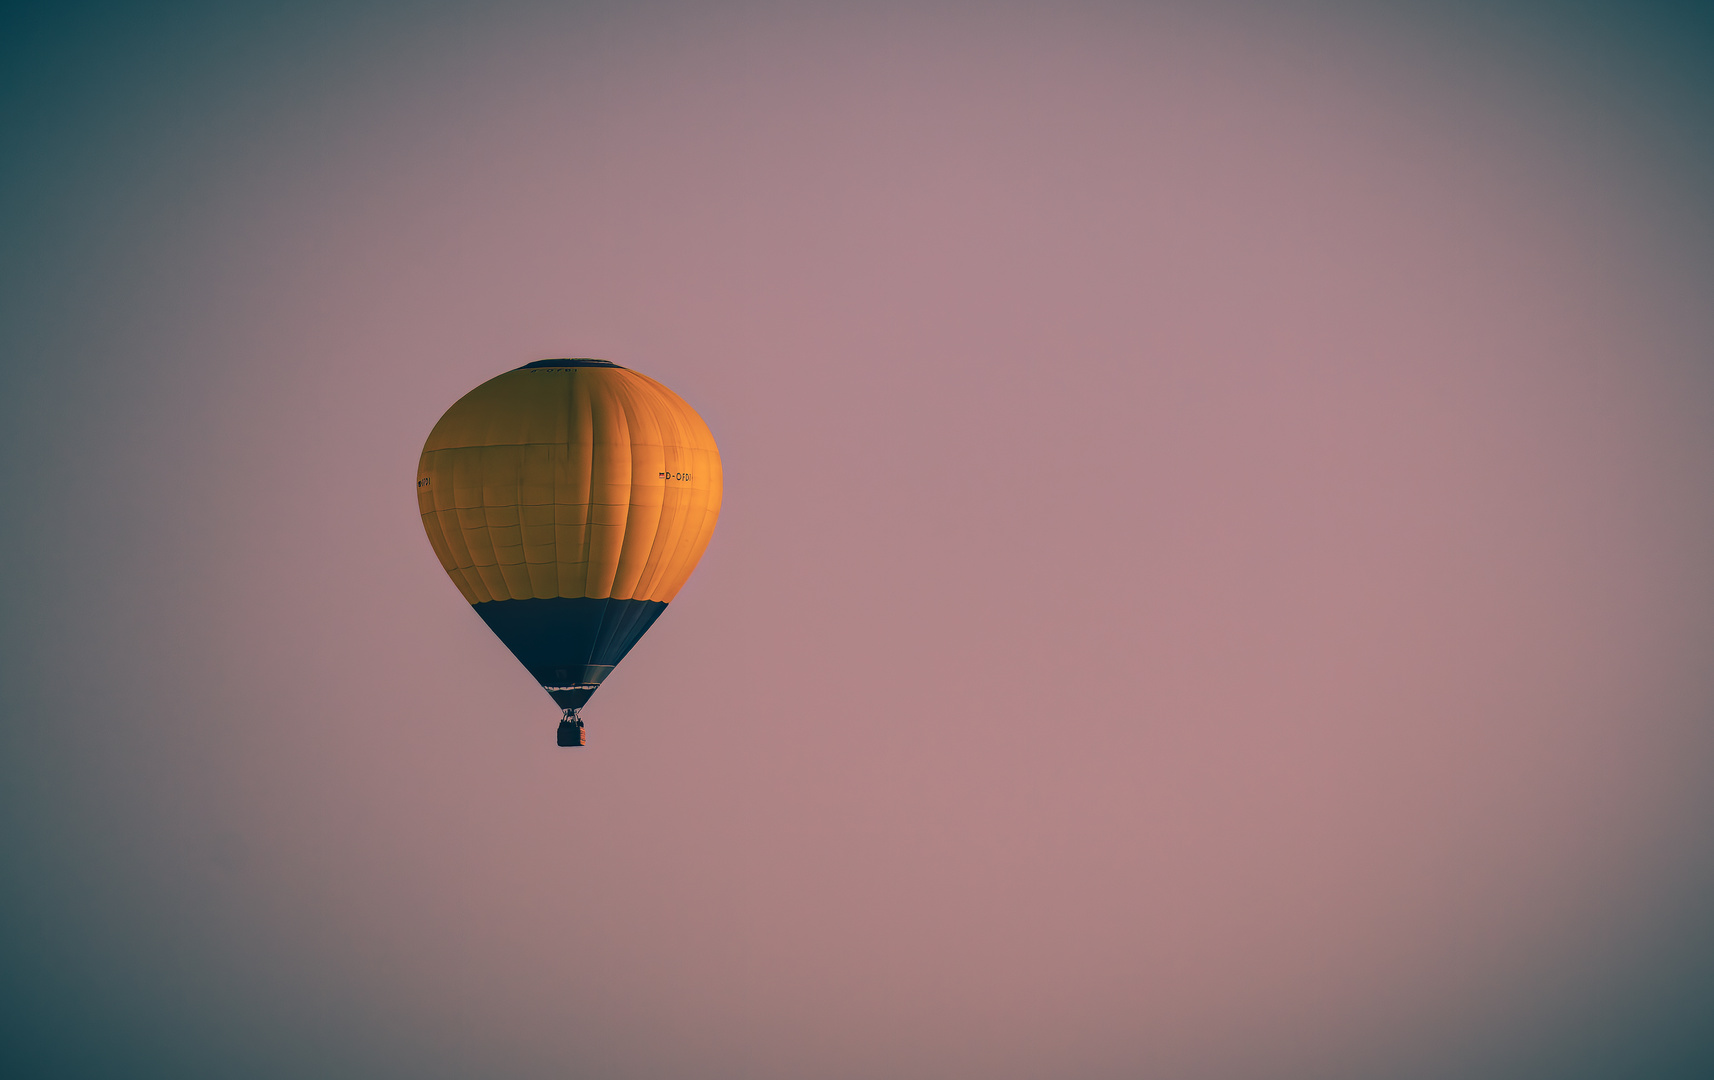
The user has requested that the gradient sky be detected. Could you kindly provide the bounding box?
[5,2,1714,1078]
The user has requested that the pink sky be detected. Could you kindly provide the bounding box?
[6,3,1714,1077]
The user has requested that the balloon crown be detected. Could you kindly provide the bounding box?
[520,358,622,369]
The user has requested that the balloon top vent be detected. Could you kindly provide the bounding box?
[520,358,622,369]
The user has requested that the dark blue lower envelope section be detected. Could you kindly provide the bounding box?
[472,596,668,711]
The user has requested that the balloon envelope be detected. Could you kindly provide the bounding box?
[417,358,722,724]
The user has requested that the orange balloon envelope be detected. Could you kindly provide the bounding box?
[416,359,722,745]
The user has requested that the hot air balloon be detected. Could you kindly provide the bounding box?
[417,359,722,746]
